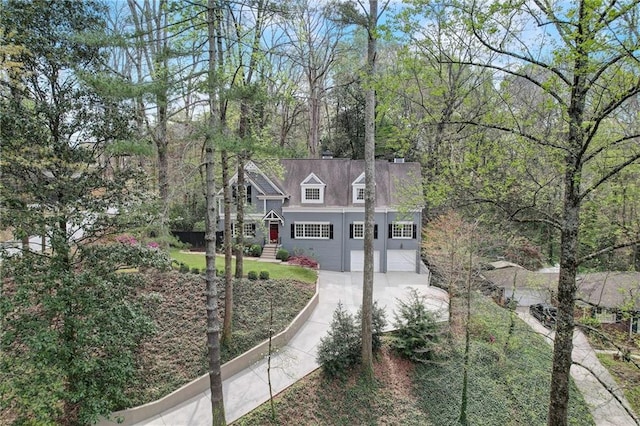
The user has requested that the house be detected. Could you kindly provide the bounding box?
[217,158,424,273]
[482,265,640,334]
[575,272,640,334]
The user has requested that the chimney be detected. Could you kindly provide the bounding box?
[393,157,405,163]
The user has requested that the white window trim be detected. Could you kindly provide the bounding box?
[302,186,324,203]
[353,221,364,239]
[392,221,414,239]
[232,222,255,238]
[301,173,326,204]
[595,307,617,324]
[353,185,365,203]
[294,221,331,239]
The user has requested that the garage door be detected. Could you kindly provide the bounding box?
[350,250,380,272]
[387,250,417,272]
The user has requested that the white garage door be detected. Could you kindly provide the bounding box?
[350,250,380,272]
[387,250,417,272]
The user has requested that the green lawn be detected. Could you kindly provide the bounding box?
[169,249,317,284]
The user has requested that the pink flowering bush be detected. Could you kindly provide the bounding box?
[115,234,138,246]
[287,255,318,269]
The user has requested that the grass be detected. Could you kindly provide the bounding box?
[597,353,640,415]
[169,248,317,283]
[233,292,595,425]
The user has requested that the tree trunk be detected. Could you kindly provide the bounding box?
[548,173,581,426]
[235,153,245,279]
[361,0,377,378]
[206,1,225,423]
[548,12,588,422]
[222,149,233,345]
[308,86,321,158]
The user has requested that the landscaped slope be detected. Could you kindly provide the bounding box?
[124,270,315,408]
[234,293,594,425]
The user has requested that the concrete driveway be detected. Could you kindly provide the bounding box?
[126,271,448,426]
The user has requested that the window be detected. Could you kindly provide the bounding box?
[352,222,364,239]
[246,185,252,204]
[231,185,252,204]
[389,222,415,239]
[232,223,256,238]
[301,173,325,203]
[291,222,332,239]
[305,187,321,201]
[352,172,366,203]
[594,307,617,324]
[350,223,378,239]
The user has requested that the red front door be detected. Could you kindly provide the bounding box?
[269,223,278,243]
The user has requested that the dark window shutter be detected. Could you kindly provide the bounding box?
[329,224,334,240]
[291,223,295,239]
[413,224,417,239]
[388,224,393,239]
[251,223,256,234]
[374,224,378,239]
[349,224,353,239]
[246,185,252,204]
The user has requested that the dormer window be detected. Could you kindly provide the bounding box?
[301,173,325,204]
[352,172,365,204]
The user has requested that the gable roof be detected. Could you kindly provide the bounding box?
[219,161,285,197]
[276,159,423,208]
[301,172,325,186]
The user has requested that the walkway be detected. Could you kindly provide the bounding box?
[133,271,449,425]
[516,308,639,426]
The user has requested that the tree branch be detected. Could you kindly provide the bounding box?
[578,239,640,265]
[571,359,640,425]
[579,152,640,201]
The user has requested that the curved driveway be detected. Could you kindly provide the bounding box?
[133,271,449,425]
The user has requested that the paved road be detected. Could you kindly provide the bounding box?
[134,271,449,425]
[516,308,639,426]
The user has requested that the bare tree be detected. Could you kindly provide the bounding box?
[278,0,348,157]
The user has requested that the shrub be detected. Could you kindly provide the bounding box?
[316,303,360,379]
[247,270,258,281]
[287,255,318,268]
[179,263,190,273]
[356,301,387,353]
[259,270,269,280]
[389,288,440,362]
[276,248,289,261]
[316,302,387,379]
[190,267,200,274]
[249,244,263,257]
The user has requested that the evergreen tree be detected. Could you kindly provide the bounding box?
[0,1,168,423]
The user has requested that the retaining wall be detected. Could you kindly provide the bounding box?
[98,277,319,426]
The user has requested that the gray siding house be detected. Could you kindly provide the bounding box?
[218,158,424,273]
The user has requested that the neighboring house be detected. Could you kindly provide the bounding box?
[575,272,640,334]
[482,265,640,334]
[217,158,424,273]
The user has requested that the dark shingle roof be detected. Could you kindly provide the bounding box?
[276,158,422,208]
[482,267,640,310]
[246,171,283,196]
